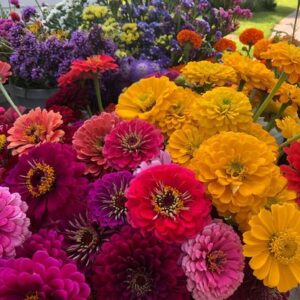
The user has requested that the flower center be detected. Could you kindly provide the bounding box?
[126,268,153,297]
[265,197,279,210]
[24,291,40,300]
[109,191,127,219]
[76,226,99,248]
[139,93,156,112]
[24,124,46,144]
[227,162,244,179]
[122,134,142,152]
[25,162,55,197]
[206,250,227,273]
[152,183,190,219]
[218,98,232,114]
[0,134,6,151]
[269,232,299,264]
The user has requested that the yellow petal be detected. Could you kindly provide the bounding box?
[277,264,298,292]
[250,225,271,240]
[253,255,272,280]
[249,251,269,269]
[268,259,280,287]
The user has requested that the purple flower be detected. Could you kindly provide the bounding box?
[21,6,37,22]
[88,171,133,227]
[10,0,20,8]
[0,19,14,39]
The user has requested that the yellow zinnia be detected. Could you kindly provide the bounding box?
[243,204,300,292]
[192,87,253,135]
[191,132,277,216]
[261,41,300,84]
[116,76,177,122]
[276,116,300,139]
[166,125,210,166]
[181,61,237,87]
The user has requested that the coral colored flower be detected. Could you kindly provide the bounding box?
[0,251,90,299]
[116,76,177,122]
[192,87,253,135]
[0,61,11,84]
[281,142,300,193]
[261,41,300,84]
[72,112,120,176]
[177,29,203,49]
[182,61,237,87]
[182,220,244,300]
[191,132,277,228]
[103,119,164,171]
[92,226,189,299]
[16,228,68,262]
[7,108,64,156]
[253,38,271,59]
[0,187,30,258]
[5,143,88,227]
[214,37,237,52]
[239,28,264,45]
[244,204,300,292]
[126,164,211,243]
[88,171,133,227]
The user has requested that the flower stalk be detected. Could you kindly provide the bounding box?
[0,83,21,116]
[279,133,300,150]
[93,77,103,112]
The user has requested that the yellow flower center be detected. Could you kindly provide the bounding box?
[121,134,142,152]
[206,250,227,273]
[139,93,156,112]
[152,183,190,219]
[269,232,300,264]
[227,162,245,179]
[24,124,46,144]
[24,291,40,300]
[0,134,6,151]
[26,162,55,197]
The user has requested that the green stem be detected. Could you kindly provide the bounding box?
[93,77,103,112]
[35,0,45,18]
[292,0,300,42]
[0,83,21,116]
[279,133,300,150]
[237,80,245,92]
[265,101,290,131]
[253,72,287,122]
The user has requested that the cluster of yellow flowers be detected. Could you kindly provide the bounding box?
[82,5,109,21]
[116,34,300,293]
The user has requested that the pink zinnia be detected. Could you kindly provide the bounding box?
[73,112,120,176]
[7,107,64,156]
[0,61,11,84]
[103,119,164,171]
[181,220,244,300]
[0,186,30,258]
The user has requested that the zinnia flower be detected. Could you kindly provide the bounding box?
[182,61,237,87]
[7,108,64,156]
[276,116,300,139]
[0,61,11,84]
[72,112,120,176]
[88,171,133,227]
[254,39,272,59]
[261,41,300,84]
[0,251,90,299]
[239,28,264,46]
[243,204,300,292]
[116,76,177,122]
[92,226,189,299]
[177,29,203,49]
[0,187,30,258]
[5,143,88,227]
[190,132,277,228]
[103,119,164,171]
[126,164,211,243]
[214,37,237,52]
[9,11,20,22]
[181,220,244,300]
[281,142,300,194]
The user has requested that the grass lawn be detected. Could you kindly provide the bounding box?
[235,0,298,38]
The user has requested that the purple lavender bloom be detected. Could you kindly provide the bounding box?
[195,19,211,33]
[181,0,194,9]
[130,58,160,81]
[215,30,223,40]
[21,6,37,22]
[88,171,133,227]
[0,19,14,39]
[10,0,19,8]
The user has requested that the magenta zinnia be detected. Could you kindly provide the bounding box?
[181,220,244,300]
[103,119,164,171]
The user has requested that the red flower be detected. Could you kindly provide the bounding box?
[281,142,300,194]
[126,164,212,243]
[0,61,11,84]
[9,11,20,22]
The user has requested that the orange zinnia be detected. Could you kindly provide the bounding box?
[239,28,264,46]
[177,29,203,49]
[214,38,236,52]
[253,38,271,59]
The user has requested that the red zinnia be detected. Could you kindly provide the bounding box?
[0,61,11,84]
[177,29,203,49]
[281,142,300,194]
[9,11,20,22]
[239,28,264,46]
[126,164,212,243]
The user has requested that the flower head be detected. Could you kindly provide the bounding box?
[116,76,177,122]
[9,11,20,22]
[182,61,237,87]
[73,112,120,176]
[182,220,244,300]
[254,39,272,59]
[239,28,264,46]
[276,116,300,139]
[177,29,203,49]
[0,251,90,299]
[10,0,20,8]
[5,143,88,227]
[92,226,189,299]
[88,171,133,227]
[103,119,164,171]
[214,38,237,52]
[0,187,30,258]
[0,61,11,84]
[7,108,64,156]
[244,204,300,292]
[126,164,211,243]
